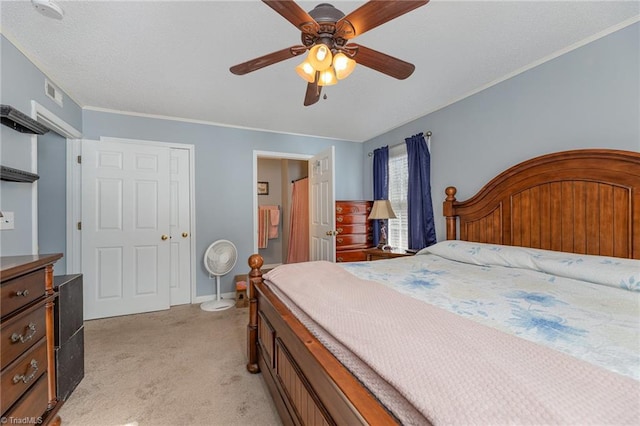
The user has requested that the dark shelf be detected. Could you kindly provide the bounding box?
[1,165,40,183]
[1,104,49,135]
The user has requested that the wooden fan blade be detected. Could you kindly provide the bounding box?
[230,46,305,75]
[335,0,428,39]
[350,44,415,80]
[262,0,320,33]
[304,80,321,106]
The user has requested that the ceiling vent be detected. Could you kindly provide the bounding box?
[45,79,63,107]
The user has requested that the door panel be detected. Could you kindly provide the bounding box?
[309,147,335,262]
[169,148,192,305]
[82,139,171,320]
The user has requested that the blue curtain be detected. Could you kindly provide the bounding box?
[372,146,389,246]
[406,133,437,250]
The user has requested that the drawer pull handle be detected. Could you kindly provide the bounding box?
[336,206,343,213]
[15,289,30,297]
[336,217,343,223]
[336,227,343,234]
[13,359,39,385]
[11,323,37,344]
[337,238,343,243]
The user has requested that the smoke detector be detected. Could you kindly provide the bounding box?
[32,0,64,20]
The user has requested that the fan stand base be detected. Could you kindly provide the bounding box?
[200,298,235,312]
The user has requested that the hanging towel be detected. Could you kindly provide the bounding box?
[268,207,280,239]
[258,207,270,249]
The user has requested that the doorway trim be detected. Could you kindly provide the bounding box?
[30,101,82,259]
[253,150,312,258]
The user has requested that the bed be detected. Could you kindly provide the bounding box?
[245,149,640,425]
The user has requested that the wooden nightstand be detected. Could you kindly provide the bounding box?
[364,248,415,261]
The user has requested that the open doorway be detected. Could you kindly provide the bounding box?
[253,148,336,268]
[255,154,309,268]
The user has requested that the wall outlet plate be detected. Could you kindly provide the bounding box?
[0,211,15,230]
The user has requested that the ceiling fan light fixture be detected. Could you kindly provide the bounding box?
[308,44,333,71]
[318,68,338,87]
[295,61,316,83]
[333,53,356,80]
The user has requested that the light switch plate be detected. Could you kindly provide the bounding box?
[0,211,15,230]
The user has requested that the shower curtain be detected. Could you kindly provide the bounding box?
[286,177,309,263]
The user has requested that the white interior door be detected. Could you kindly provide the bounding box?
[309,146,335,261]
[169,148,191,305]
[82,139,171,320]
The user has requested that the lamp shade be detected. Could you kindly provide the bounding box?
[308,44,332,71]
[368,200,397,220]
[295,61,316,83]
[333,52,356,80]
[318,68,337,86]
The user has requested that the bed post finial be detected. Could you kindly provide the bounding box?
[443,186,458,240]
[247,254,263,374]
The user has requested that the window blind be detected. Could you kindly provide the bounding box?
[388,143,408,250]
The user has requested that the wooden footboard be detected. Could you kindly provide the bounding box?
[246,255,397,426]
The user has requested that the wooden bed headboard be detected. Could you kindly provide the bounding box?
[443,149,640,259]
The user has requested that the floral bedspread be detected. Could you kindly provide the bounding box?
[340,241,640,380]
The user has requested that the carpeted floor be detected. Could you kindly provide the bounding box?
[57,304,281,426]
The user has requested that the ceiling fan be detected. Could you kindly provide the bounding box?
[230,0,429,106]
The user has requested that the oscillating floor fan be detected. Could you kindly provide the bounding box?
[201,240,238,312]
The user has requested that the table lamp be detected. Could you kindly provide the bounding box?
[368,200,397,251]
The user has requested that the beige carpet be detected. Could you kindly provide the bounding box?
[57,304,281,426]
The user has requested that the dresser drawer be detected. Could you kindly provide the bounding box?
[336,224,372,235]
[2,374,49,425]
[1,337,48,413]
[336,201,371,215]
[336,250,367,263]
[1,302,46,370]
[335,214,368,225]
[336,234,373,247]
[1,269,45,317]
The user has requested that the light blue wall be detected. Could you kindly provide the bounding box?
[0,35,81,258]
[364,22,640,241]
[82,110,365,297]
[37,130,67,274]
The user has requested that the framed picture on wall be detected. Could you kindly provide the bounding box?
[257,181,269,195]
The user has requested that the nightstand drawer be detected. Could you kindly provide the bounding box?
[1,337,48,413]
[364,248,415,261]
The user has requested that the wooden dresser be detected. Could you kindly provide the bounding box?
[335,200,374,262]
[1,254,63,426]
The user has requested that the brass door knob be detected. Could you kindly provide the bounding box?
[161,235,169,241]
[182,232,189,238]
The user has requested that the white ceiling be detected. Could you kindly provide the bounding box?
[1,1,638,142]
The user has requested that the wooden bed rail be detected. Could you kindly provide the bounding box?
[246,254,263,374]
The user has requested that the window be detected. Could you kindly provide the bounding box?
[388,144,408,250]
